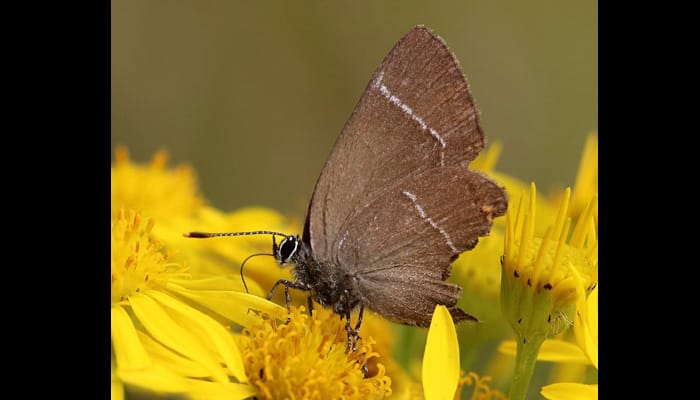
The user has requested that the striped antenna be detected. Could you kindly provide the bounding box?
[183,230,289,239]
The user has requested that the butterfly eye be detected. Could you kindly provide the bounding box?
[276,235,299,265]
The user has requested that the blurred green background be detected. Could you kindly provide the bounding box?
[111,1,597,217]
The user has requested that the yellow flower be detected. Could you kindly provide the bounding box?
[111,146,204,220]
[502,184,597,340]
[239,305,392,399]
[499,184,597,400]
[111,208,286,399]
[109,136,598,399]
[466,140,597,335]
[110,147,298,300]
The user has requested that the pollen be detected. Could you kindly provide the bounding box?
[240,306,392,400]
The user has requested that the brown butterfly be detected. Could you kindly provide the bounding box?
[186,25,508,352]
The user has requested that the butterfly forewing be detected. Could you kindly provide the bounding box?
[305,26,488,260]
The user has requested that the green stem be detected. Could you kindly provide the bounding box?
[508,334,546,400]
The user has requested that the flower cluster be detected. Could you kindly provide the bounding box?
[111,132,597,399]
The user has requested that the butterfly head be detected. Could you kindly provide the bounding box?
[273,234,300,265]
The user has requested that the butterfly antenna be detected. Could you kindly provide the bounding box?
[183,230,291,294]
[184,230,289,239]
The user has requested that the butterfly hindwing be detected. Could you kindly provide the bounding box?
[355,264,475,327]
[332,166,507,277]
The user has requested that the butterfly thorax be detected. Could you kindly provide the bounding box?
[290,241,363,316]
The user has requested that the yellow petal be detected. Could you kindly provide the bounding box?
[137,330,213,378]
[117,363,192,393]
[573,280,598,369]
[146,290,248,382]
[537,339,591,364]
[541,382,598,400]
[111,368,124,400]
[538,340,591,364]
[167,281,287,327]
[422,305,459,400]
[111,306,151,369]
[169,276,267,299]
[169,276,247,291]
[117,335,258,399]
[498,339,590,364]
[128,292,228,383]
[188,380,259,400]
[224,206,295,233]
[584,286,598,369]
[496,340,517,356]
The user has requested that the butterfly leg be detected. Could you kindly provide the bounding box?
[340,296,369,374]
[354,305,364,332]
[354,305,369,377]
[341,290,363,353]
[267,279,311,322]
[343,313,356,353]
[307,296,314,316]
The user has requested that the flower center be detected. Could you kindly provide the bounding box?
[111,208,183,304]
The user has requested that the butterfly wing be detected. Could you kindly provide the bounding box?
[334,167,507,270]
[304,26,487,260]
[353,264,474,327]
[334,166,507,326]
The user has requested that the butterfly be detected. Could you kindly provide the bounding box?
[186,25,508,353]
